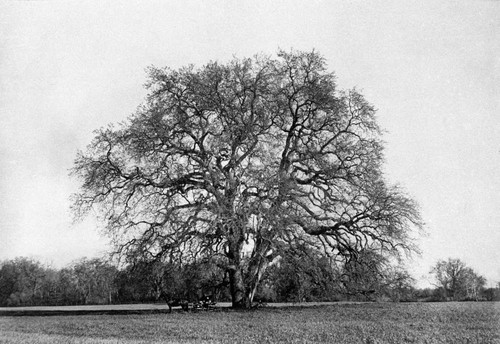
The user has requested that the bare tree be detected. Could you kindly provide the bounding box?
[72,258,117,305]
[431,258,466,300]
[71,50,422,308]
[0,258,46,306]
[431,258,486,301]
[461,267,486,301]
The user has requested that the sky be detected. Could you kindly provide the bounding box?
[0,0,499,288]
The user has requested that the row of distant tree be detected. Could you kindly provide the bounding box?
[0,254,498,307]
[0,257,117,307]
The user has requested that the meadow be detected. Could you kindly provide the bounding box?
[0,302,499,344]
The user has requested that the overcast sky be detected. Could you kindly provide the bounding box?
[1,0,499,287]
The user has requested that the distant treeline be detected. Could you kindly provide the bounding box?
[1,253,499,307]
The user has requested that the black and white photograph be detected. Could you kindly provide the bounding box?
[1,1,499,343]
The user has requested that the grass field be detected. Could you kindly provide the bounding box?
[0,302,499,344]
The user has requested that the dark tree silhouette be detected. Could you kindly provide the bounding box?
[71,50,422,308]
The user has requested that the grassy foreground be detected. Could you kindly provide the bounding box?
[0,302,499,344]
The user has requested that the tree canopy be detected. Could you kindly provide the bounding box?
[72,50,422,308]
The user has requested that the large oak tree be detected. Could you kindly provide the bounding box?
[72,50,422,308]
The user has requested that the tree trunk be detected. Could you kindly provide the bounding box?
[226,222,248,308]
[247,258,270,305]
[246,237,275,306]
[248,270,264,305]
[226,234,275,308]
[229,266,248,308]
